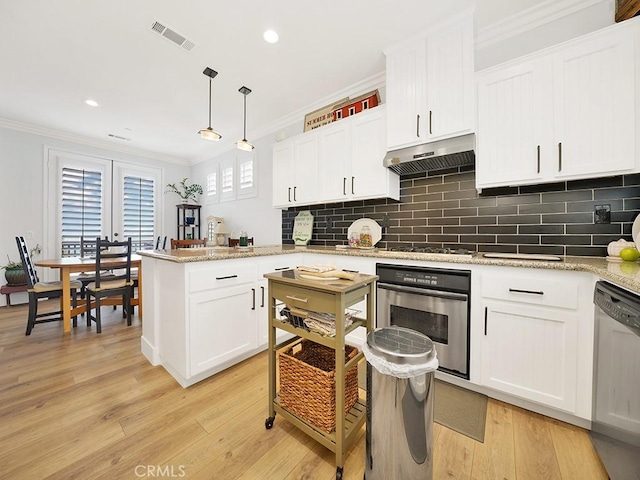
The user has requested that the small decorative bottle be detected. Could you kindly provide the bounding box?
[360,225,372,248]
[239,231,248,247]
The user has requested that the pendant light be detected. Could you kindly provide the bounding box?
[198,67,221,141]
[236,86,254,151]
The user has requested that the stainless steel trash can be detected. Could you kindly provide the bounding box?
[365,326,437,480]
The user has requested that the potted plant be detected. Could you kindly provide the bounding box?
[166,178,204,205]
[1,244,40,285]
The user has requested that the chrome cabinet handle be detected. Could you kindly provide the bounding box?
[293,186,297,201]
[251,288,256,310]
[429,110,433,135]
[343,177,346,195]
[537,145,541,173]
[287,187,291,202]
[274,267,290,271]
[351,176,355,195]
[260,286,265,308]
[416,114,420,137]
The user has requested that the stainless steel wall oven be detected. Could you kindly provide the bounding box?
[376,263,471,379]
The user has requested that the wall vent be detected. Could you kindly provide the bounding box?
[150,20,197,52]
[108,133,131,142]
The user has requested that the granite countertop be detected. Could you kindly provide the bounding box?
[137,245,640,294]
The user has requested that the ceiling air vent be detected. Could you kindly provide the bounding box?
[150,20,197,52]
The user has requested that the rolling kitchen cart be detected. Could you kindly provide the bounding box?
[263,269,377,480]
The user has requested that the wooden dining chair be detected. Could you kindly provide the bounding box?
[155,235,168,249]
[85,237,134,334]
[15,236,81,336]
[76,236,114,300]
[170,238,207,249]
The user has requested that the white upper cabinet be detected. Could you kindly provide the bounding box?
[553,28,636,178]
[425,14,475,141]
[274,106,398,208]
[272,135,319,208]
[476,19,639,189]
[385,41,426,149]
[385,12,475,150]
[476,58,552,187]
[319,106,399,203]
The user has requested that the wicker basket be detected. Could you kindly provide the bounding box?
[279,339,359,433]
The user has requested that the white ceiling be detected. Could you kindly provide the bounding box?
[0,0,545,164]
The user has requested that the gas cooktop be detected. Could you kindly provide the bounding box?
[382,246,475,259]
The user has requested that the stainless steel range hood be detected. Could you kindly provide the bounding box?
[383,133,475,176]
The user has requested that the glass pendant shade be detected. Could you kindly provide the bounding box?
[200,127,221,141]
[236,139,254,151]
[237,86,253,151]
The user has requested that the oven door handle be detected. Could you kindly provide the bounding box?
[377,282,468,301]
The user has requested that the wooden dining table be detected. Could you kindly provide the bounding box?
[35,254,142,333]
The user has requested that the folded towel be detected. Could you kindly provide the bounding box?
[296,264,337,273]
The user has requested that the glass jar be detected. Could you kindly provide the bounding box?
[348,232,360,248]
[360,225,373,248]
[239,231,248,247]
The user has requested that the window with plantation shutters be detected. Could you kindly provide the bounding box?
[122,175,155,252]
[237,153,256,199]
[206,171,218,204]
[60,167,103,257]
[220,157,235,202]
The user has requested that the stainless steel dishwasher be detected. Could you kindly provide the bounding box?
[591,281,640,479]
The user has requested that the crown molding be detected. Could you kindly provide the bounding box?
[0,117,189,165]
[476,0,610,50]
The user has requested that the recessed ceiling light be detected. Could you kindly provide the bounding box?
[85,99,99,107]
[263,30,279,44]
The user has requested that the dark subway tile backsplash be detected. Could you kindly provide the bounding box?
[281,168,640,256]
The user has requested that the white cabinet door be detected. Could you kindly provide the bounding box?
[425,15,474,140]
[189,283,258,376]
[350,107,397,200]
[272,142,295,207]
[318,120,351,202]
[476,59,552,188]
[292,135,319,206]
[385,40,426,149]
[553,27,636,179]
[481,301,578,412]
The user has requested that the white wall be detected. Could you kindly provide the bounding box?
[0,126,189,306]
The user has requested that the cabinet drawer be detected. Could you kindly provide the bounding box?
[257,255,301,277]
[189,263,257,293]
[270,282,337,315]
[482,274,578,310]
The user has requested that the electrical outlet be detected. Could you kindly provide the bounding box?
[595,204,611,224]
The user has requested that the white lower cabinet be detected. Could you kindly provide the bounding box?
[190,283,259,376]
[477,268,594,419]
[481,300,578,412]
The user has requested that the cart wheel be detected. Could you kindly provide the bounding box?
[336,466,343,480]
[265,416,275,430]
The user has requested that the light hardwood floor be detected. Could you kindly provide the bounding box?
[0,301,608,480]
